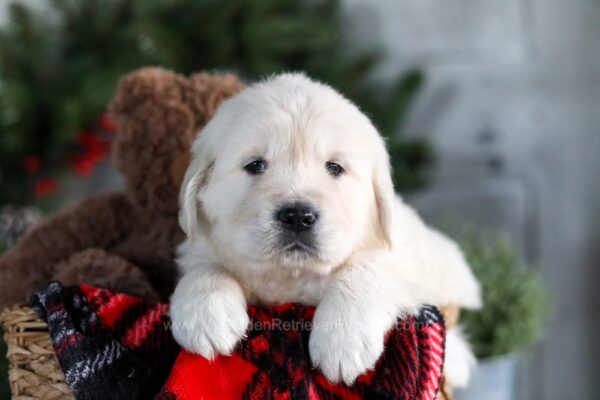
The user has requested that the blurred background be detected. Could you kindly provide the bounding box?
[0,1,598,399]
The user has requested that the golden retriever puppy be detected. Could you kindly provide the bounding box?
[170,73,481,386]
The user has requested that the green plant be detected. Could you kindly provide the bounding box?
[458,230,549,359]
[0,0,431,207]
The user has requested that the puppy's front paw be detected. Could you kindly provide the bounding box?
[170,291,249,360]
[309,303,386,385]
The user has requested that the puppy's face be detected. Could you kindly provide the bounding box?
[180,74,395,275]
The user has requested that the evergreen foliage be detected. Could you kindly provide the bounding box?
[459,230,549,358]
[0,0,431,206]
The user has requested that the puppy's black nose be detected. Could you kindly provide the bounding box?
[276,203,318,232]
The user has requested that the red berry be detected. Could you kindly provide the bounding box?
[97,114,118,133]
[34,178,57,197]
[22,155,42,173]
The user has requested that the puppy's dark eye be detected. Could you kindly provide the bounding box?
[326,161,344,177]
[244,159,268,175]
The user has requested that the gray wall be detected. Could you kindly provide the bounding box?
[342,0,600,399]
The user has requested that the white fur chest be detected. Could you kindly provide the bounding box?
[235,267,332,306]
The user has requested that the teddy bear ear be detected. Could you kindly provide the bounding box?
[109,67,189,119]
[183,72,246,128]
[109,68,245,144]
[108,67,196,157]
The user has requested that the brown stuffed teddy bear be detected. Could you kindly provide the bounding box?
[0,67,245,308]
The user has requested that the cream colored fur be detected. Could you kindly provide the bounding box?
[170,73,481,386]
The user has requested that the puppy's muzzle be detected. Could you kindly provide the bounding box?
[276,202,318,232]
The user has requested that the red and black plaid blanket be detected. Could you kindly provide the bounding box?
[31,281,446,400]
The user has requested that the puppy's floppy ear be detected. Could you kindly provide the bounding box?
[372,138,396,248]
[179,143,214,239]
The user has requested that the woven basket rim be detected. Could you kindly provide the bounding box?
[2,304,74,400]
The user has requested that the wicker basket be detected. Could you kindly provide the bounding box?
[0,306,73,400]
[1,304,458,400]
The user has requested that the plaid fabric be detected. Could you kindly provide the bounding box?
[31,281,446,400]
